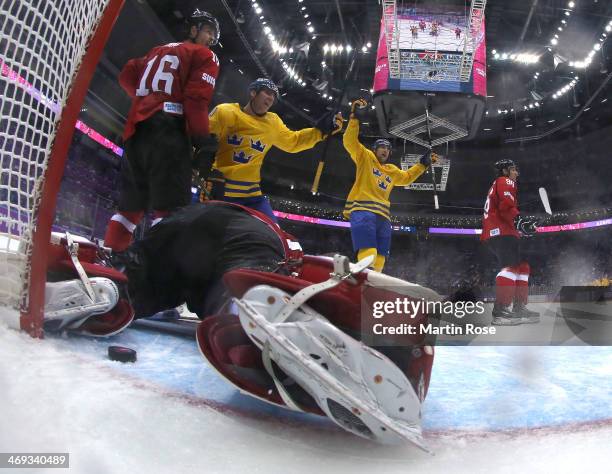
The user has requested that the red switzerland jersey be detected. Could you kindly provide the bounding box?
[119,41,219,140]
[481,176,520,241]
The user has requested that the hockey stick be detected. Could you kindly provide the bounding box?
[539,187,552,215]
[311,51,359,194]
[424,107,440,210]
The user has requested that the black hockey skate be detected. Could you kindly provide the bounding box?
[491,303,527,326]
[512,301,540,324]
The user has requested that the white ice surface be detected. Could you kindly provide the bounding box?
[1,316,612,474]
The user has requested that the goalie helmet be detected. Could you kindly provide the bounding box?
[188,9,220,45]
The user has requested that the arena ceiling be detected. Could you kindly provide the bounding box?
[95,0,612,142]
[84,0,612,212]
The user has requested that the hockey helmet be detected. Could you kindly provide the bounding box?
[373,138,392,150]
[248,78,279,100]
[494,158,517,175]
[188,9,220,45]
[373,138,392,156]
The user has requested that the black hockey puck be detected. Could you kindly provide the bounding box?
[108,345,137,363]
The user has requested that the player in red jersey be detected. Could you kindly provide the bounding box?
[104,9,221,252]
[481,159,540,325]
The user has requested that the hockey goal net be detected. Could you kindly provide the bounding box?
[0,0,124,336]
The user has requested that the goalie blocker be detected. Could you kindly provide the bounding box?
[43,202,437,447]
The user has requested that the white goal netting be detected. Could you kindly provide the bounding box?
[0,0,114,328]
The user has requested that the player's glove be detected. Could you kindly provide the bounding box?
[514,215,538,237]
[192,134,219,180]
[419,151,439,166]
[315,111,343,137]
[350,98,368,114]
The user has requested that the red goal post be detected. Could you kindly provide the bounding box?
[0,0,125,337]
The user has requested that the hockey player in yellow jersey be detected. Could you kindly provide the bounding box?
[343,98,438,272]
[208,78,343,220]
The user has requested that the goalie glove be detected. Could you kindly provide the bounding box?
[315,111,343,137]
[514,215,538,237]
[419,151,439,167]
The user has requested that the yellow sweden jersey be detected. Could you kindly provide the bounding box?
[209,103,323,198]
[342,118,427,221]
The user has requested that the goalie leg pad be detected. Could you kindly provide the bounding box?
[234,285,429,450]
[44,277,120,332]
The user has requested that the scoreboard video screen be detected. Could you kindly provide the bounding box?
[373,4,487,96]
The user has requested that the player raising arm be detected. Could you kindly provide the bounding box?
[205,78,343,220]
[342,98,437,272]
